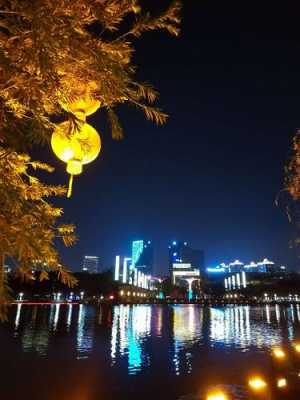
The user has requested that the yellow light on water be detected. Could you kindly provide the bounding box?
[277,378,287,388]
[273,347,286,359]
[206,390,228,400]
[294,343,300,353]
[248,377,267,391]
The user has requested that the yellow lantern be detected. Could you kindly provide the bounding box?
[51,121,101,197]
[59,81,101,117]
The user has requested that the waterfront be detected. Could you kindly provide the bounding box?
[1,304,300,399]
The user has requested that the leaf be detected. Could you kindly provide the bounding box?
[107,108,124,140]
[39,270,49,281]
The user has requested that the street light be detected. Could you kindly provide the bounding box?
[206,390,228,400]
[248,376,267,392]
[277,378,287,389]
[272,347,286,360]
[293,342,300,353]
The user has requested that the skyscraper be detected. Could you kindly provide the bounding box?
[132,240,154,275]
[82,255,99,274]
[168,241,204,275]
[169,241,202,300]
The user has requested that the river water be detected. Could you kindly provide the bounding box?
[1,304,300,399]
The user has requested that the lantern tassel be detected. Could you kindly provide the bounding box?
[67,175,74,198]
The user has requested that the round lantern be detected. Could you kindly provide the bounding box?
[51,121,101,197]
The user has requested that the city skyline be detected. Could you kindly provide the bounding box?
[78,238,287,276]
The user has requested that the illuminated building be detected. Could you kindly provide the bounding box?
[244,261,258,272]
[127,240,153,289]
[224,271,247,291]
[254,258,275,273]
[169,241,201,299]
[114,245,153,290]
[169,241,204,275]
[244,259,277,273]
[82,255,99,274]
[122,257,132,284]
[229,259,244,273]
[172,263,200,284]
[132,240,153,276]
[208,258,280,275]
[115,256,120,281]
[114,256,132,284]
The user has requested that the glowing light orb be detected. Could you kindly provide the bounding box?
[277,378,287,388]
[248,377,267,391]
[206,391,228,400]
[294,343,300,353]
[272,347,286,360]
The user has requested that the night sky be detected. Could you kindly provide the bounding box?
[49,1,300,274]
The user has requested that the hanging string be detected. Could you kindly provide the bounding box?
[67,175,74,198]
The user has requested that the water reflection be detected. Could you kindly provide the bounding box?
[172,305,203,375]
[14,303,22,330]
[111,305,152,374]
[67,304,73,330]
[53,303,60,330]
[209,306,297,349]
[76,304,95,359]
[21,306,50,356]
[6,304,300,378]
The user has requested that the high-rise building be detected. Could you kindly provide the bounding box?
[132,240,154,276]
[169,241,202,300]
[169,241,204,275]
[82,255,99,274]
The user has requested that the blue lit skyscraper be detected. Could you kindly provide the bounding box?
[131,240,154,276]
[132,240,144,269]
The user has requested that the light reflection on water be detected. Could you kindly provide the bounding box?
[173,305,203,375]
[77,304,95,359]
[111,305,152,374]
[7,304,300,376]
[209,306,285,350]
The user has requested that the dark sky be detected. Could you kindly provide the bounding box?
[50,1,300,274]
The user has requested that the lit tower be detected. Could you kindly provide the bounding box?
[131,240,154,287]
[82,255,99,273]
